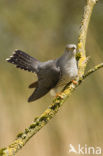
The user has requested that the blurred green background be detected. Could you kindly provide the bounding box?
[0,0,103,156]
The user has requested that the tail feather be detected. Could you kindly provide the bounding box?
[28,81,38,88]
[6,50,39,73]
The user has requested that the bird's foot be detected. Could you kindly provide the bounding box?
[55,92,63,99]
[72,80,78,85]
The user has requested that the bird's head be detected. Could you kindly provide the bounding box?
[65,44,77,56]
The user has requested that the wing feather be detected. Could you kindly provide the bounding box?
[28,62,61,102]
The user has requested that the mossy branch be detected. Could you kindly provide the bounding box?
[0,0,101,156]
[77,0,98,77]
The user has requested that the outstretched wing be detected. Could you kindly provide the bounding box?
[28,62,61,102]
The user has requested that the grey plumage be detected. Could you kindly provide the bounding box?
[28,61,60,102]
[6,44,78,102]
[56,44,78,86]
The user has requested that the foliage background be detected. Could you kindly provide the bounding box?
[0,0,103,155]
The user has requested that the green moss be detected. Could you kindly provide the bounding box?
[40,116,48,122]
[50,101,61,110]
[50,104,58,110]
[29,123,36,129]
[76,52,82,61]
[22,134,26,139]
[0,148,6,156]
[34,116,39,122]
[25,128,30,134]
[17,132,23,138]
[36,122,39,126]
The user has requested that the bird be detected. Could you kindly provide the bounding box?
[6,44,78,102]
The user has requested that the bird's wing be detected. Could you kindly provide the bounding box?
[28,63,61,102]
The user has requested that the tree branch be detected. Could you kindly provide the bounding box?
[77,0,98,77]
[0,0,101,156]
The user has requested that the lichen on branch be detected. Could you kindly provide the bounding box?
[77,0,98,77]
[0,0,102,156]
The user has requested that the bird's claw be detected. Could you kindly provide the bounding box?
[72,80,78,85]
[55,92,63,99]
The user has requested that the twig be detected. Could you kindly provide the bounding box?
[83,63,103,79]
[0,0,100,156]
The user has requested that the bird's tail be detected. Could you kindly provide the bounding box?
[6,50,39,73]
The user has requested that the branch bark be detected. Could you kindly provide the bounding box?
[0,0,102,156]
[77,0,98,77]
